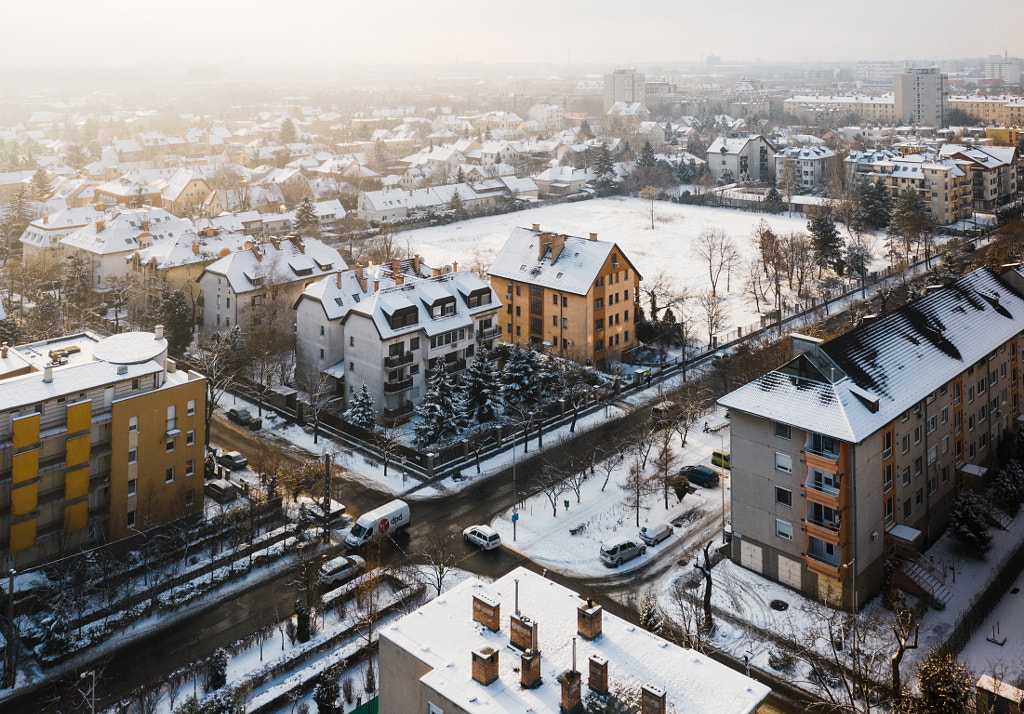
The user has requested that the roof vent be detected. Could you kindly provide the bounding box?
[43,364,53,383]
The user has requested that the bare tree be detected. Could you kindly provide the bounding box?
[418,529,459,596]
[653,429,678,509]
[296,366,333,444]
[694,541,715,634]
[696,289,730,347]
[193,331,245,447]
[639,185,658,229]
[693,228,735,297]
[890,606,918,700]
[537,464,569,517]
[597,443,625,492]
[744,258,770,314]
[639,269,686,323]
[670,381,713,450]
[620,458,658,527]
[779,158,799,216]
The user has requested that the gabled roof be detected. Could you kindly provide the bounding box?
[721,267,1024,442]
[201,237,346,294]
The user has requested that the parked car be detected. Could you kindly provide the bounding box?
[318,555,366,586]
[650,401,677,426]
[711,449,731,470]
[600,536,645,567]
[681,464,719,488]
[639,522,674,546]
[463,525,502,551]
[227,408,263,431]
[217,450,248,470]
[204,478,237,504]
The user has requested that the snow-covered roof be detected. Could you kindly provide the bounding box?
[721,267,1024,442]
[61,208,192,256]
[938,144,1018,169]
[201,236,346,294]
[132,227,249,270]
[707,135,773,156]
[488,226,634,296]
[775,145,836,161]
[381,566,769,714]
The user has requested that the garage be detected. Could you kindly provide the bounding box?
[740,540,763,573]
[778,555,802,590]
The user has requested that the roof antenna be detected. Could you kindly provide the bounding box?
[515,579,520,617]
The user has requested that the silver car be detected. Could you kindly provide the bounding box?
[600,536,646,567]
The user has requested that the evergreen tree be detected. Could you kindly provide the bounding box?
[917,651,973,714]
[455,165,467,185]
[638,590,663,635]
[31,166,50,199]
[313,671,340,714]
[204,690,243,714]
[414,362,459,445]
[0,316,20,346]
[947,491,992,554]
[296,598,311,643]
[844,244,871,284]
[594,144,615,189]
[207,648,228,691]
[131,184,148,208]
[991,460,1024,515]
[293,194,319,238]
[0,188,32,264]
[501,343,539,408]
[578,120,592,139]
[807,209,845,275]
[279,117,298,144]
[161,290,194,355]
[461,355,500,424]
[343,382,376,429]
[64,143,89,169]
[172,695,203,714]
[763,186,785,213]
[639,141,657,168]
[888,186,929,265]
[854,178,892,232]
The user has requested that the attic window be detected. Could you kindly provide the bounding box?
[520,265,526,271]
[352,294,360,303]
[334,297,344,306]
[556,272,563,279]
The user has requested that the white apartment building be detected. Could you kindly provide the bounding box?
[774,145,837,191]
[294,257,500,424]
[706,135,777,183]
[894,67,948,127]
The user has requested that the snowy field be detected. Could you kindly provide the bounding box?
[489,407,731,578]
[400,197,888,342]
[961,565,1024,688]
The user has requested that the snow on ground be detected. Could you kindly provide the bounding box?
[488,407,731,578]
[961,565,1024,687]
[400,196,887,342]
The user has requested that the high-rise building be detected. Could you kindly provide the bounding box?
[1,328,206,570]
[894,67,948,127]
[603,68,645,111]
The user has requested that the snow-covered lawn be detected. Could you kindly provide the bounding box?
[961,564,1024,687]
[400,197,888,342]
[489,408,731,578]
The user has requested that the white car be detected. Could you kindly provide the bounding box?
[318,555,366,586]
[463,525,502,551]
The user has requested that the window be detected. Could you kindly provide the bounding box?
[132,378,140,390]
[562,318,568,328]
[776,519,794,541]
[903,500,912,518]
[595,297,604,310]
[914,425,922,444]
[954,382,961,405]
[411,337,420,351]
[127,510,136,528]
[955,411,962,435]
[775,452,793,473]
[901,434,910,454]
[914,457,922,476]
[927,415,937,433]
[129,416,138,432]
[902,466,911,486]
[127,478,137,496]
[165,467,175,483]
[185,490,194,507]
[885,497,894,524]
[187,399,195,416]
[186,459,195,476]
[884,464,893,492]
[595,339,603,352]
[320,325,325,336]
[775,422,792,440]
[128,448,137,464]
[775,486,792,508]
[166,438,175,452]
[915,489,924,507]
[940,406,948,424]
[883,431,892,458]
[186,429,195,446]
[809,433,838,457]
[595,319,603,331]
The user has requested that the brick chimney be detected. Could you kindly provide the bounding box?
[550,234,566,263]
[641,683,667,714]
[472,593,500,632]
[559,669,583,713]
[532,223,541,231]
[96,218,105,231]
[452,260,458,273]
[471,647,499,686]
[538,232,553,260]
[413,255,421,273]
[520,649,541,689]
[395,274,404,285]
[373,279,379,292]
[577,598,602,640]
[42,215,48,224]
[510,613,537,652]
[336,272,342,288]
[433,267,441,277]
[588,655,608,695]
[390,259,400,274]
[142,217,150,232]
[589,232,598,241]
[356,266,364,279]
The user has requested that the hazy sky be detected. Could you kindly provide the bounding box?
[3,0,1022,71]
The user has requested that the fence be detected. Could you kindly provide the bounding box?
[351,697,379,714]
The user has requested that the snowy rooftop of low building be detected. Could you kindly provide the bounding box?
[720,267,1024,442]
[200,236,346,294]
[381,566,769,714]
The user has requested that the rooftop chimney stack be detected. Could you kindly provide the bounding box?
[155,324,164,340]
[551,234,566,264]
[452,260,458,273]
[521,649,542,689]
[96,218,105,231]
[641,683,667,714]
[532,223,541,231]
[589,655,608,695]
[391,259,400,274]
[373,279,379,292]
[577,598,603,640]
[559,645,583,713]
[471,647,499,686]
[413,255,421,273]
[1,343,7,359]
[510,612,537,652]
[43,364,53,383]
[472,593,500,632]
[589,232,598,241]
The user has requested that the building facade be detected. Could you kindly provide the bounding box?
[604,69,646,111]
[706,135,777,183]
[720,268,1024,609]
[895,67,948,127]
[1,329,206,570]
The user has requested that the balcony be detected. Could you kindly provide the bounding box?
[806,514,841,534]
[384,352,414,369]
[806,476,840,499]
[477,326,502,341]
[383,402,414,420]
[804,550,842,579]
[383,377,413,394]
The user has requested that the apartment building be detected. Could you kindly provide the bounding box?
[782,94,897,125]
[774,145,837,191]
[19,206,100,264]
[895,67,948,127]
[938,144,1020,211]
[294,258,500,424]
[720,267,1024,609]
[488,226,641,369]
[1,328,206,570]
[706,135,777,183]
[603,68,646,111]
[876,153,973,225]
[379,566,770,714]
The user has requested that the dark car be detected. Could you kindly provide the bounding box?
[227,408,262,431]
[681,464,720,488]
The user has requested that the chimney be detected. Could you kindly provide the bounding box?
[142,218,150,232]
[167,359,177,373]
[588,655,608,695]
[43,364,53,383]
[336,272,343,288]
[538,232,553,260]
[589,232,598,241]
[551,234,566,264]
[1,342,7,359]
[94,202,106,211]
[155,324,164,340]
[413,255,421,273]
[244,240,254,250]
[471,647,499,686]
[532,223,541,231]
[433,267,441,277]
[472,593,501,632]
[641,684,667,714]
[790,332,822,359]
[510,613,538,652]
[373,279,379,292]
[96,218,105,232]
[577,598,603,640]
[43,215,49,224]
[395,274,404,285]
[452,260,458,273]
[559,641,583,714]
[390,259,400,274]
[520,649,542,689]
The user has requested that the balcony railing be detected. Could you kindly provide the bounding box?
[806,478,840,498]
[807,515,841,533]
[477,326,502,341]
[805,550,842,570]
[384,402,414,420]
[384,352,414,369]
[383,377,413,394]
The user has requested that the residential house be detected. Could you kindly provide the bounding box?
[774,145,838,191]
[379,566,770,714]
[876,153,973,225]
[606,102,651,128]
[294,257,500,423]
[533,166,594,198]
[706,135,777,183]
[196,236,345,337]
[719,267,1024,609]
[527,103,565,130]
[488,226,641,369]
[0,328,206,570]
[159,167,213,216]
[938,144,1020,211]
[20,206,101,264]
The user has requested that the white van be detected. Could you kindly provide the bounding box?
[345,499,410,549]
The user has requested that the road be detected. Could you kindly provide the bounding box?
[14,407,808,713]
